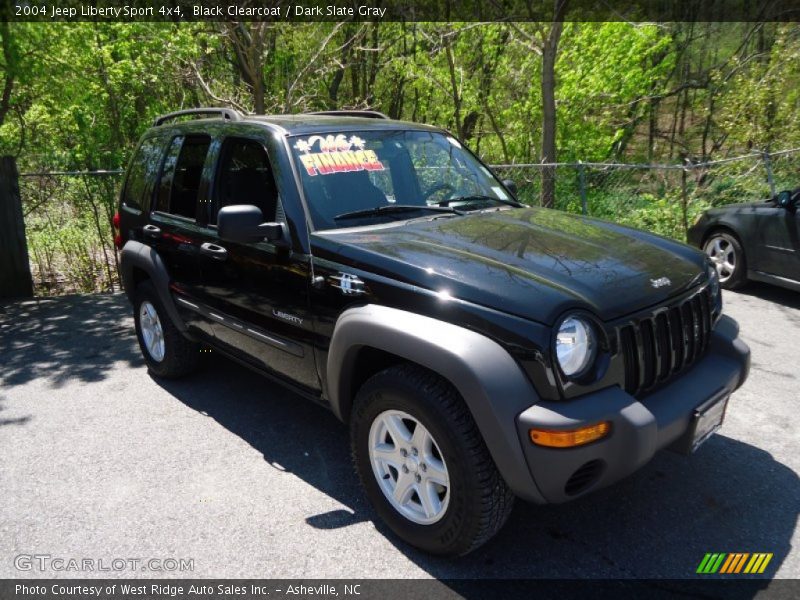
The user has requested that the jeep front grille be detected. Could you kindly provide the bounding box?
[618,286,714,396]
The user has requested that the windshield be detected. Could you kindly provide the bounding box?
[290,130,514,230]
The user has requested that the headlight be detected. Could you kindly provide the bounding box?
[555,315,596,378]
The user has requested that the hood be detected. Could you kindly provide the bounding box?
[312,207,707,324]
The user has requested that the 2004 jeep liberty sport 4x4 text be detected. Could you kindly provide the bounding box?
[116,108,750,556]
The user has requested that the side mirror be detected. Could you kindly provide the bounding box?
[776,190,793,209]
[502,179,518,198]
[775,190,799,212]
[218,205,287,245]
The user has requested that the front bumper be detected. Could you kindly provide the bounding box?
[686,222,705,247]
[514,315,750,504]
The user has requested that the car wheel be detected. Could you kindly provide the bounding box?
[133,280,199,378]
[704,232,747,290]
[350,364,514,556]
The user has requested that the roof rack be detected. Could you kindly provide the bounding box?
[154,107,243,127]
[309,110,389,120]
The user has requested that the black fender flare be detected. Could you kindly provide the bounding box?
[119,240,190,334]
[702,221,745,247]
[327,304,546,503]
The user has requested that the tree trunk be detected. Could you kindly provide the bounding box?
[0,156,34,299]
[444,38,463,139]
[0,22,16,129]
[252,75,265,114]
[540,19,563,209]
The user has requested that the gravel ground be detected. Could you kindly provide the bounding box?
[0,285,797,580]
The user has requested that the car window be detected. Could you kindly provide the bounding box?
[153,134,211,220]
[290,130,509,230]
[154,136,182,214]
[407,135,491,204]
[367,169,395,203]
[122,137,164,211]
[213,138,278,223]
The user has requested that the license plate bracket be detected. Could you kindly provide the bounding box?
[670,391,730,455]
[688,393,729,453]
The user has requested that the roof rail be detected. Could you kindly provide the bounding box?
[154,107,243,126]
[309,110,390,120]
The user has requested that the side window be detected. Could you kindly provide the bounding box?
[154,136,183,214]
[153,134,211,220]
[214,138,278,223]
[122,137,164,211]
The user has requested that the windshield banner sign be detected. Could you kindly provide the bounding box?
[294,134,385,176]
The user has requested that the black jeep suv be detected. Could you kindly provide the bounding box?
[117,107,750,556]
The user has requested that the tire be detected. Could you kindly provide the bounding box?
[350,363,514,556]
[704,231,747,290]
[133,280,199,378]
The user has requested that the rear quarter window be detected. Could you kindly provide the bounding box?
[122,137,166,211]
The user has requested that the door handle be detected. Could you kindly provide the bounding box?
[142,224,161,239]
[200,242,228,260]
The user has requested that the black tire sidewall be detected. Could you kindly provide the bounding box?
[351,375,484,555]
[133,281,193,377]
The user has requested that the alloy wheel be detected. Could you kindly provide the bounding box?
[139,300,166,362]
[704,236,737,283]
[368,410,450,525]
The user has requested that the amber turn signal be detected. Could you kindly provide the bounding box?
[529,421,611,448]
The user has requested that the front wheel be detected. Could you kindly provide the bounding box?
[704,231,747,290]
[350,364,514,556]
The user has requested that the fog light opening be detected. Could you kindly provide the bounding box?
[565,459,606,496]
[529,421,611,448]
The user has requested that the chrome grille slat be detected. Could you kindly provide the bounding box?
[669,306,684,371]
[681,302,694,368]
[621,326,638,393]
[690,297,700,358]
[699,294,711,351]
[654,313,670,382]
[619,287,713,397]
[640,318,656,390]
[632,323,647,391]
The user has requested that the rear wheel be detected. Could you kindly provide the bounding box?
[350,364,514,556]
[704,231,747,290]
[133,281,199,378]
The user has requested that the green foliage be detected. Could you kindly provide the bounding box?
[22,174,119,294]
[5,22,800,170]
[557,23,675,161]
[2,21,799,294]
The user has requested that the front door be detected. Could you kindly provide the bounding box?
[195,136,320,392]
[757,206,800,280]
[782,206,800,281]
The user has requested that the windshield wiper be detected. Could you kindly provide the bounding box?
[436,194,523,209]
[334,204,464,221]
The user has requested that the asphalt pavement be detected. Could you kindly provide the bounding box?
[0,285,798,581]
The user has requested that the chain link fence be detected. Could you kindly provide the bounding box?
[18,149,800,295]
[492,148,800,241]
[19,170,123,295]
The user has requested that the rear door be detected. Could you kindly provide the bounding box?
[148,133,217,338]
[119,135,166,239]
[195,135,320,392]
